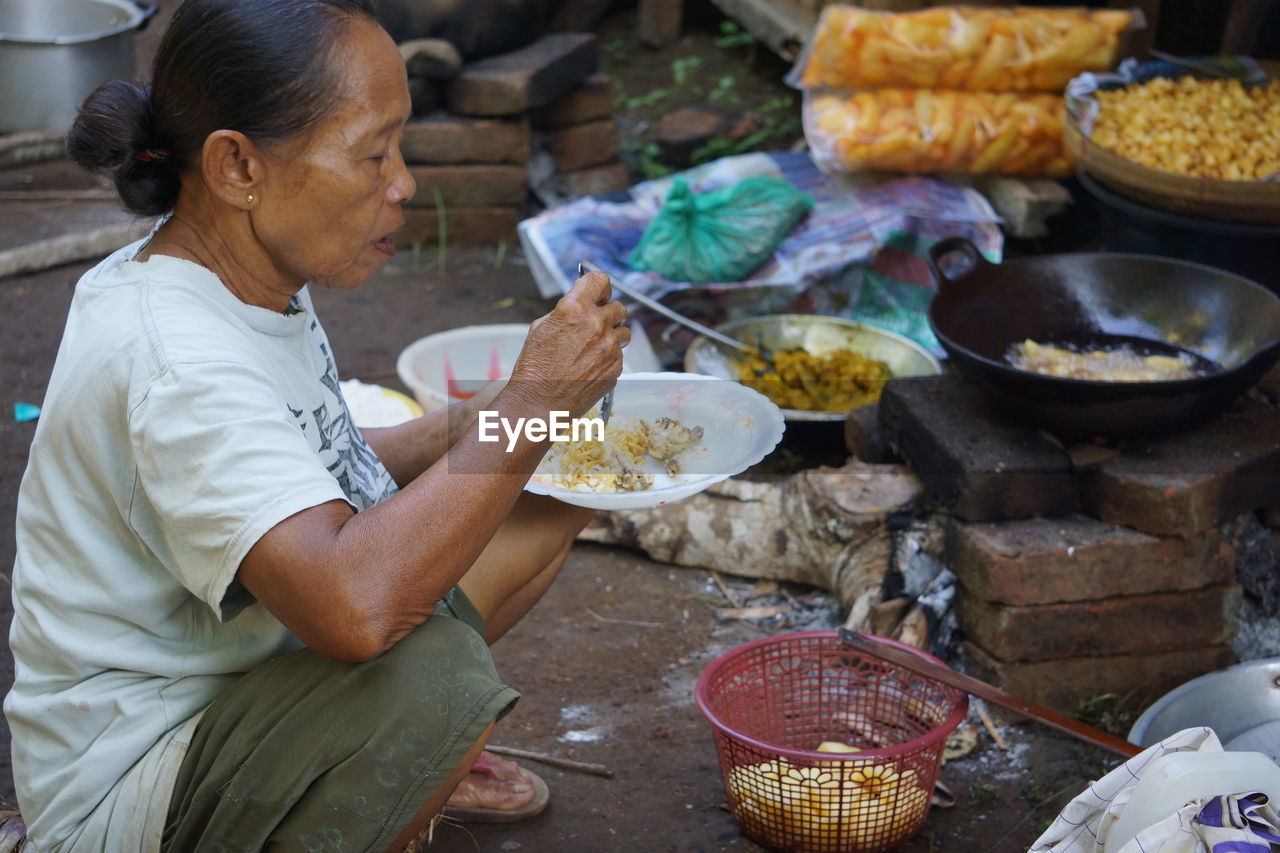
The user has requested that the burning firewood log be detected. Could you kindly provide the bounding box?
[577,459,923,625]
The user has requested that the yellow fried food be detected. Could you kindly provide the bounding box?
[1089,77,1280,181]
[1008,340,1200,382]
[808,89,1072,177]
[737,346,892,413]
[801,6,1133,93]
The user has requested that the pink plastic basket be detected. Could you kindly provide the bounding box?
[695,631,968,853]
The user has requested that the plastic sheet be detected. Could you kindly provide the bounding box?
[806,89,1071,177]
[516,151,1004,355]
[796,5,1137,94]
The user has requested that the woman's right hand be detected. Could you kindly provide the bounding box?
[508,270,630,417]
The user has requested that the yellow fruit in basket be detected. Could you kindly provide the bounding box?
[729,760,840,837]
[841,779,931,846]
[728,756,933,848]
[816,741,862,753]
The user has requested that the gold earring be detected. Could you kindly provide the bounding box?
[246,193,255,204]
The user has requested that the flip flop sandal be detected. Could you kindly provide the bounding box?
[440,757,550,824]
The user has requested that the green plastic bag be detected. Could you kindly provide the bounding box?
[629,176,815,284]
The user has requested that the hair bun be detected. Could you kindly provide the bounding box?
[66,80,179,217]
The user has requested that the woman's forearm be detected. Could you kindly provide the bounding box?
[239,383,550,661]
[361,380,506,485]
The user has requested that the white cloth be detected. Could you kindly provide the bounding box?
[5,244,399,852]
[1031,727,1280,853]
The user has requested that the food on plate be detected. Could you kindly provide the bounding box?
[1087,76,1280,181]
[1007,339,1201,381]
[800,6,1133,93]
[737,346,892,413]
[535,416,705,493]
[807,89,1071,177]
[640,416,705,474]
[728,754,930,843]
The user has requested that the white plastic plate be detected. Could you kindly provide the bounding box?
[524,372,786,511]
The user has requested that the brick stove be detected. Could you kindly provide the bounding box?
[395,33,630,249]
[869,372,1280,713]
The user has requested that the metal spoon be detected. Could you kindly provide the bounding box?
[577,260,762,359]
[578,261,614,426]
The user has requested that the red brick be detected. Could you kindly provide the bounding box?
[406,165,527,208]
[1083,395,1280,535]
[398,207,523,248]
[878,376,1078,522]
[556,161,631,199]
[536,72,614,129]
[959,584,1241,662]
[963,641,1237,714]
[447,33,598,117]
[950,515,1236,606]
[547,119,620,172]
[401,115,530,165]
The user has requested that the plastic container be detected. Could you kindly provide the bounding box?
[1104,750,1280,852]
[695,631,967,853]
[395,324,529,412]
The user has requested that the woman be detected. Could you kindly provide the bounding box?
[4,0,628,849]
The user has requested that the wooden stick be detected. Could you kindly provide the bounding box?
[484,745,614,778]
[717,604,788,621]
[0,189,115,201]
[585,608,666,628]
[709,570,740,608]
[0,219,152,281]
[974,700,1009,751]
[0,131,65,169]
[839,629,1140,759]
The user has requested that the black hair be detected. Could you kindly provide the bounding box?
[65,0,379,217]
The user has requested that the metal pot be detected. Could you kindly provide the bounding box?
[1129,658,1280,761]
[0,0,157,134]
[926,237,1280,437]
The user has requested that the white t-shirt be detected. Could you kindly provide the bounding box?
[5,242,399,851]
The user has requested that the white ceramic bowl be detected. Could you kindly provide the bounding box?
[524,371,786,511]
[396,323,529,411]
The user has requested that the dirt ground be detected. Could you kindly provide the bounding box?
[0,2,1189,852]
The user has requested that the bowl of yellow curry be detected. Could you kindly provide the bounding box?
[683,315,941,422]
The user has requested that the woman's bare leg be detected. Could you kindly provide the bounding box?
[458,493,596,644]
[422,495,591,824]
[384,722,497,852]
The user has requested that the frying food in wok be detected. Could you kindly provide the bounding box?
[1007,339,1203,382]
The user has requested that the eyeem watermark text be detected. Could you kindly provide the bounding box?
[478,411,604,452]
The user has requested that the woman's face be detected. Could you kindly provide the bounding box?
[254,17,416,292]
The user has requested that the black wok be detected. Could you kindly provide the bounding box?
[926,237,1280,437]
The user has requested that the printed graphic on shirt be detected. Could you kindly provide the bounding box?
[289,333,398,512]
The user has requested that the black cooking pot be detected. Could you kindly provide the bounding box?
[926,237,1280,437]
